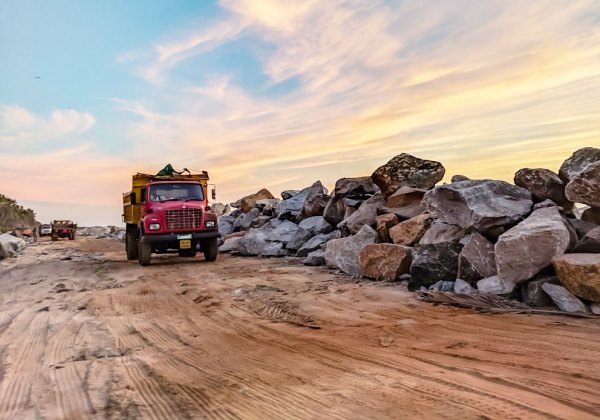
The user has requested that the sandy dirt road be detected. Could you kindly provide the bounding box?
[0,237,600,419]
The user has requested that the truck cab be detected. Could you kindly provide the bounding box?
[123,171,220,266]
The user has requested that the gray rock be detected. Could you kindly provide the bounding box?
[565,161,600,207]
[559,147,600,183]
[286,227,313,251]
[263,217,284,229]
[323,196,347,226]
[451,175,470,182]
[532,199,559,211]
[237,228,273,256]
[458,232,497,282]
[423,180,533,232]
[298,216,334,236]
[338,193,385,235]
[371,153,445,198]
[429,281,455,292]
[567,218,598,240]
[343,198,364,208]
[300,181,329,218]
[495,207,571,284]
[266,221,300,244]
[278,181,326,220]
[476,276,516,295]
[239,208,260,231]
[541,283,588,313]
[325,225,380,277]
[454,279,477,294]
[332,176,379,197]
[219,236,242,253]
[281,190,300,200]
[0,233,26,259]
[304,249,326,266]
[211,203,231,217]
[514,168,573,211]
[262,242,285,257]
[408,242,463,290]
[520,276,558,307]
[296,233,331,257]
[419,222,466,245]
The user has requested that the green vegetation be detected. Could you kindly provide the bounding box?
[0,194,36,232]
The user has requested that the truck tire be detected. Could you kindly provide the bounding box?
[51,233,57,241]
[126,231,138,260]
[138,237,152,266]
[202,237,218,262]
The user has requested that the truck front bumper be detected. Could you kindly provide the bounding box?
[141,231,221,243]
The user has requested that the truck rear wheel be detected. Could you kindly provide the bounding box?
[138,238,152,266]
[126,231,138,260]
[202,238,218,262]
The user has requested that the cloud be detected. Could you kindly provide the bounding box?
[115,0,600,205]
[0,105,95,143]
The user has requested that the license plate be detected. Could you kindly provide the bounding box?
[179,240,191,249]
[177,234,192,240]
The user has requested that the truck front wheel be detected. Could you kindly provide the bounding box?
[138,237,152,266]
[126,231,138,260]
[202,238,218,262]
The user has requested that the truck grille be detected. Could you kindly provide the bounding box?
[165,208,202,230]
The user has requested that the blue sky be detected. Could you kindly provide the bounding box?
[1,0,600,225]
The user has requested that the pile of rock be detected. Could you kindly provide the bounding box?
[219,148,600,314]
[77,226,126,241]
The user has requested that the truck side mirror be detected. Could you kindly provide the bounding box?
[130,192,137,205]
[211,188,216,200]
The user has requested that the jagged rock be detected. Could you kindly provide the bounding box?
[558,147,600,183]
[423,180,532,232]
[358,243,412,281]
[376,213,398,243]
[565,162,600,207]
[218,236,242,253]
[582,207,600,225]
[573,227,600,253]
[304,249,326,266]
[333,177,379,197]
[262,242,285,257]
[298,216,334,236]
[251,216,272,229]
[419,222,466,245]
[325,225,380,277]
[532,199,559,211]
[286,227,313,251]
[454,279,477,294]
[389,214,431,246]
[338,193,385,235]
[211,203,231,217]
[372,153,445,198]
[458,232,497,283]
[477,276,515,295]
[240,189,274,213]
[266,221,301,245]
[495,207,571,284]
[343,198,363,208]
[300,181,329,218]
[238,208,260,231]
[263,218,284,229]
[281,190,300,200]
[514,168,573,211]
[379,187,426,220]
[255,199,280,212]
[541,283,588,313]
[553,253,600,302]
[323,196,347,226]
[408,242,463,290]
[296,233,331,257]
[429,281,455,292]
[520,276,558,307]
[0,233,26,259]
[344,206,357,220]
[237,228,273,256]
[278,181,325,220]
[451,175,470,182]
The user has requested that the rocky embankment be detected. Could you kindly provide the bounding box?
[218,147,600,314]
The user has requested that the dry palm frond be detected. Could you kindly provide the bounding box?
[254,299,321,329]
[416,291,599,318]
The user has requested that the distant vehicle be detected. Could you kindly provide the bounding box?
[122,166,220,266]
[51,220,77,241]
[39,224,52,236]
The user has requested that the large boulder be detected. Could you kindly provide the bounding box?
[266,221,301,245]
[419,222,466,245]
[379,187,426,220]
[389,214,431,246]
[296,233,332,257]
[476,276,516,295]
[541,283,588,313]
[376,213,399,243]
[371,153,445,198]
[458,232,497,283]
[262,242,286,257]
[514,168,573,211]
[495,207,571,284]
[332,176,379,197]
[359,243,412,281]
[285,227,313,252]
[240,188,274,213]
[325,225,380,277]
[300,181,329,218]
[278,181,325,220]
[565,162,600,207]
[552,253,600,302]
[298,216,334,236]
[0,233,26,259]
[337,193,385,235]
[281,190,300,200]
[211,203,231,217]
[323,196,347,226]
[238,208,260,231]
[423,180,532,232]
[218,236,242,253]
[303,249,326,266]
[217,215,235,236]
[237,228,273,256]
[408,242,463,290]
[558,147,600,183]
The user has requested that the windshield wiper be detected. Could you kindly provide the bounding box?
[184,198,203,201]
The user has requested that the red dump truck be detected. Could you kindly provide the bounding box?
[122,167,220,266]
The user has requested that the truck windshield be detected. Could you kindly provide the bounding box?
[149,184,204,202]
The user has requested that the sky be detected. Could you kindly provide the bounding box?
[1,0,600,226]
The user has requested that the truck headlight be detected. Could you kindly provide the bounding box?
[205,221,215,228]
[149,223,160,230]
